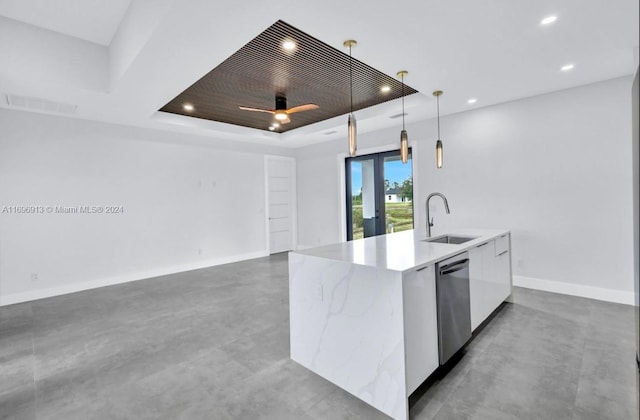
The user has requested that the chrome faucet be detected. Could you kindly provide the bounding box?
[426,192,450,237]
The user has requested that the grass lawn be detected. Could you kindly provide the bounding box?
[351,201,414,239]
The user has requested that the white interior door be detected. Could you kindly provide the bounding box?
[265,156,296,254]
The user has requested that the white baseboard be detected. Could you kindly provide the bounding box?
[513,275,635,306]
[0,250,268,306]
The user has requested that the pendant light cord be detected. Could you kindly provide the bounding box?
[436,94,440,139]
[401,74,405,130]
[349,45,353,113]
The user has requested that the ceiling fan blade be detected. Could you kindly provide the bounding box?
[238,106,275,114]
[286,104,319,114]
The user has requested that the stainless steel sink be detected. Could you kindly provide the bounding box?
[423,235,477,244]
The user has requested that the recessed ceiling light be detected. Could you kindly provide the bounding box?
[271,122,280,128]
[183,103,194,112]
[380,85,391,93]
[467,98,477,104]
[282,39,297,51]
[540,15,557,25]
[561,64,575,71]
[268,126,275,131]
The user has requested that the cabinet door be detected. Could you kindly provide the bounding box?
[483,240,501,314]
[469,236,513,331]
[403,265,439,395]
[494,233,509,255]
[470,239,506,330]
[494,234,512,301]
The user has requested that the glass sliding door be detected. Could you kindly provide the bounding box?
[346,149,413,240]
[382,152,413,235]
[346,156,378,240]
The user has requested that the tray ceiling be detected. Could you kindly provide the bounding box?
[159,20,418,133]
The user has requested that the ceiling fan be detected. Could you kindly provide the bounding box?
[239,95,318,124]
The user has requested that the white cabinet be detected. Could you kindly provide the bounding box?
[402,265,439,395]
[469,235,512,331]
[495,234,509,255]
[469,242,491,331]
[493,234,512,306]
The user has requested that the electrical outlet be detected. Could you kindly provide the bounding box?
[30,273,38,281]
[212,180,216,188]
[517,259,524,268]
[198,248,203,256]
[315,284,323,301]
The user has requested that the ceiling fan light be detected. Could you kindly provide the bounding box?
[274,111,288,121]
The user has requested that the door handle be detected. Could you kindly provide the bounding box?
[439,260,469,276]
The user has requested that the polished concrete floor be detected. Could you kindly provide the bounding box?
[1,253,638,419]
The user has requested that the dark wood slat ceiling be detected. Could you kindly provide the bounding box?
[159,20,418,133]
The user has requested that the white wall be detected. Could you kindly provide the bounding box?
[0,109,292,305]
[0,16,108,93]
[295,77,635,304]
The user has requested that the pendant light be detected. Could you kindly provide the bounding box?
[433,90,444,168]
[397,70,409,164]
[344,40,357,157]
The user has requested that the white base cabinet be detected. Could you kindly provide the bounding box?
[402,265,439,395]
[469,234,512,331]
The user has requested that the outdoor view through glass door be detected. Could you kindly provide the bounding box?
[346,149,413,240]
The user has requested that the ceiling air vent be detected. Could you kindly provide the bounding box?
[6,94,77,115]
[389,112,407,119]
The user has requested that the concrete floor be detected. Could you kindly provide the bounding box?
[0,253,638,419]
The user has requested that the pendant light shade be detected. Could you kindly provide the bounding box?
[348,113,357,156]
[433,90,444,169]
[397,70,409,164]
[436,139,443,168]
[344,40,357,157]
[400,129,409,163]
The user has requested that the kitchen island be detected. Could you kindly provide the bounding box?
[289,229,512,420]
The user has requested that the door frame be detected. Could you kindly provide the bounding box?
[264,155,298,254]
[338,140,420,242]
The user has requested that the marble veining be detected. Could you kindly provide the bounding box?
[289,253,408,419]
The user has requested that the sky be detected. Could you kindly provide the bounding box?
[350,157,412,195]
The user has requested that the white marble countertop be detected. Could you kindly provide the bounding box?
[293,228,510,273]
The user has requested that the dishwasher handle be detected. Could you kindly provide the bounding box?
[439,259,469,276]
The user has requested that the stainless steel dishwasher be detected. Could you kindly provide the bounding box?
[436,252,472,364]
